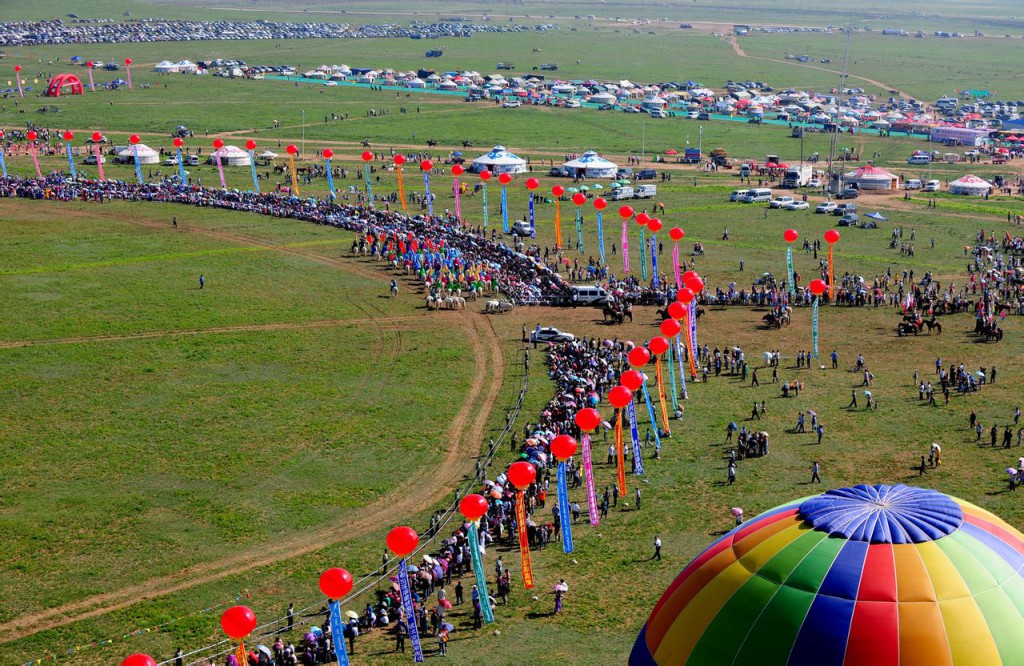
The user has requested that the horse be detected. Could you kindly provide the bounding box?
[923,318,942,334]
[897,320,921,336]
[390,280,398,297]
[762,313,782,329]
[426,139,438,147]
[484,300,500,313]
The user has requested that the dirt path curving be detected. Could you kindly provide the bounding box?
[0,214,507,643]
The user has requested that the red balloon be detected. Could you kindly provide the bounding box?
[620,369,644,391]
[550,434,579,460]
[525,177,539,190]
[452,164,464,176]
[572,192,587,206]
[459,493,489,520]
[628,347,651,367]
[824,229,841,244]
[636,212,650,226]
[172,137,183,148]
[809,279,828,295]
[27,130,37,141]
[677,287,695,304]
[660,318,681,337]
[608,385,634,409]
[286,144,298,155]
[649,336,670,356]
[394,154,406,166]
[648,218,663,233]
[129,134,140,145]
[479,169,492,181]
[124,58,132,66]
[498,172,512,185]
[121,655,156,666]
[574,407,602,432]
[63,130,74,141]
[0,130,5,139]
[212,139,224,149]
[245,139,257,150]
[14,65,21,73]
[667,301,686,319]
[784,228,799,243]
[386,526,420,557]
[220,606,257,640]
[593,197,607,210]
[86,61,93,68]
[420,159,433,172]
[618,205,635,219]
[361,150,373,162]
[552,185,565,197]
[319,568,353,599]
[508,461,537,489]
[322,148,334,159]
[685,276,705,293]
[681,270,698,283]
[669,227,684,241]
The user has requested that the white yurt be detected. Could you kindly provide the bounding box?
[438,80,458,91]
[590,92,617,105]
[844,164,899,190]
[407,78,426,89]
[640,96,668,111]
[154,60,177,74]
[472,145,528,174]
[211,145,252,167]
[116,144,159,165]
[949,174,993,196]
[563,151,619,178]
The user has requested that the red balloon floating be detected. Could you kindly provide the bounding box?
[608,385,634,409]
[685,276,705,293]
[452,164,464,176]
[498,172,512,185]
[172,137,183,148]
[525,177,539,190]
[420,159,433,172]
[459,493,489,521]
[86,61,93,68]
[593,197,607,210]
[809,279,828,296]
[824,229,841,244]
[508,461,537,489]
[677,287,695,304]
[394,154,406,166]
[479,169,492,181]
[648,218,663,233]
[121,655,156,666]
[620,369,644,391]
[550,434,579,460]
[649,336,670,356]
[129,134,140,145]
[618,205,635,219]
[245,139,257,150]
[63,131,74,141]
[628,346,651,367]
[681,270,698,283]
[27,130,37,141]
[220,606,257,640]
[319,568,353,599]
[322,148,334,159]
[386,526,420,557]
[669,227,685,241]
[124,58,132,66]
[784,228,799,243]
[636,212,650,226]
[572,192,587,206]
[552,185,565,197]
[660,318,681,337]
[14,65,21,73]
[212,139,224,149]
[360,150,373,162]
[667,301,687,319]
[575,407,602,432]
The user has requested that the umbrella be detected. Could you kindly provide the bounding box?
[862,390,872,396]
[406,565,420,573]
[1007,468,1018,476]
[567,187,579,193]
[452,150,463,156]
[731,507,744,517]
[865,212,888,221]
[579,185,590,191]
[344,610,359,620]
[592,183,604,190]
[443,622,455,632]
[257,645,273,657]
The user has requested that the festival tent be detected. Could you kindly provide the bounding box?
[210,145,252,166]
[949,174,993,196]
[590,92,617,105]
[44,73,84,97]
[563,151,619,178]
[472,145,528,174]
[844,164,899,190]
[115,144,159,164]
[407,78,426,88]
[259,149,278,159]
[631,484,1024,665]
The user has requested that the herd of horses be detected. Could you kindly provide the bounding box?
[897,315,943,336]
[602,302,633,324]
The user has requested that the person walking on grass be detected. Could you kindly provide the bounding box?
[199,274,204,289]
[811,461,821,483]
[919,455,928,477]
[653,535,662,561]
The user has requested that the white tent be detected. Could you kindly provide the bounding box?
[589,92,616,105]
[154,60,177,74]
[407,78,426,88]
[210,145,252,167]
[563,151,619,178]
[472,145,527,174]
[259,149,278,159]
[949,174,992,196]
[844,165,898,190]
[115,144,159,164]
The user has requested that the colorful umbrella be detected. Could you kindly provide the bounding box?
[631,484,1024,665]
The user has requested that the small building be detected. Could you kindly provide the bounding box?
[949,174,993,195]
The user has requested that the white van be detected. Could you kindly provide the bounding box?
[611,186,635,200]
[741,188,773,203]
[511,220,534,237]
[570,285,610,306]
[904,179,923,189]
[648,108,668,119]
[924,179,941,192]
[908,154,931,165]
[730,189,749,201]
[634,184,657,199]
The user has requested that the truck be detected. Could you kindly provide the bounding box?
[682,147,702,164]
[782,165,814,188]
[634,184,657,199]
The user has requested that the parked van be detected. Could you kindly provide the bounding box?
[634,184,657,199]
[904,179,923,189]
[570,285,610,306]
[730,189,749,201]
[611,186,634,200]
[511,220,534,237]
[908,154,931,165]
[924,179,941,192]
[648,108,668,119]
[741,188,773,203]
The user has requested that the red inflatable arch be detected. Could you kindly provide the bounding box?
[45,73,84,97]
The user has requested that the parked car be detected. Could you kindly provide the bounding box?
[635,169,658,180]
[162,156,179,166]
[838,213,860,226]
[833,203,858,216]
[807,178,822,188]
[769,196,795,208]
[502,99,522,108]
[786,200,810,210]
[549,166,570,177]
[815,201,837,214]
[924,179,941,192]
[615,168,633,180]
[85,134,107,144]
[904,179,923,189]
[835,188,860,199]
[184,155,201,166]
[530,327,576,343]
[82,155,105,165]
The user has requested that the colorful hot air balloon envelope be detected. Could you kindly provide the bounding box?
[784,228,799,243]
[628,347,651,367]
[319,568,353,599]
[631,484,1024,666]
[824,229,841,244]
[608,385,634,409]
[221,606,257,640]
[459,494,489,521]
[669,227,684,241]
[809,279,828,295]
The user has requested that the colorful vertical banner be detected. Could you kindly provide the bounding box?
[638,228,648,281]
[554,197,562,247]
[65,141,76,179]
[124,59,133,90]
[500,186,509,232]
[95,144,106,180]
[0,144,7,178]
[828,245,835,301]
[622,221,630,273]
[396,164,407,209]
[689,301,699,357]
[528,192,535,238]
[328,600,351,666]
[650,235,659,289]
[481,182,488,227]
[675,335,688,398]
[466,522,494,624]
[682,313,697,379]
[596,211,606,264]
[423,171,433,216]
[235,644,247,666]
[454,174,463,223]
[132,145,144,184]
[362,163,374,203]
[28,137,41,179]
[515,491,534,589]
[14,67,23,98]
[325,158,336,198]
[288,153,300,196]
[655,358,671,435]
[666,341,680,411]
[641,380,662,451]
[812,297,820,360]
[214,152,226,189]
[176,148,186,183]
[398,559,424,663]
[673,244,681,289]
[248,147,259,193]
[556,462,574,553]
[581,434,599,526]
[575,207,584,253]
[786,245,795,296]
[614,410,627,495]
[86,64,96,92]
[626,401,643,475]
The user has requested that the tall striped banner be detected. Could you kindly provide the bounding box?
[248,150,259,193]
[288,153,300,196]
[325,158,336,199]
[828,245,835,301]
[515,491,534,588]
[596,211,606,264]
[638,228,648,281]
[481,182,488,226]
[666,341,679,412]
[328,600,351,666]
[627,401,643,475]
[675,335,688,399]
[614,410,627,495]
[673,244,681,288]
[554,197,562,247]
[501,186,509,233]
[556,462,574,553]
[65,142,76,179]
[528,192,535,237]
[454,175,462,222]
[581,434,599,526]
[396,164,407,209]
[622,221,630,273]
[689,301,699,357]
[575,207,584,254]
[132,145,144,184]
[214,152,226,189]
[650,235,659,289]
[176,148,186,183]
[641,380,662,451]
[786,245,795,296]
[423,171,433,215]
[812,297,820,360]
[397,559,424,662]
[467,522,494,624]
[364,163,373,203]
[0,145,7,177]
[655,358,671,435]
